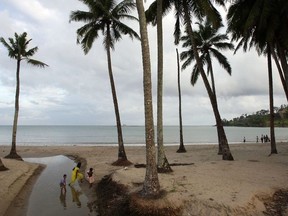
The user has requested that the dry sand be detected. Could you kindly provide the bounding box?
[0,142,288,216]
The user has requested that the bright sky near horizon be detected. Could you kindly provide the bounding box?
[0,0,287,126]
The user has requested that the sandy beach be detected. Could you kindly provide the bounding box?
[0,142,288,216]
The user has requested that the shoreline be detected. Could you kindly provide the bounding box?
[1,143,288,215]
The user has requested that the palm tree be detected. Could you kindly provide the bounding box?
[176,48,186,153]
[155,0,172,173]
[70,0,140,165]
[135,0,160,197]
[180,20,234,154]
[146,0,234,160]
[0,32,48,160]
[227,0,279,154]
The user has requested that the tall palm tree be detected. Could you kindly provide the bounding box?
[146,0,234,160]
[135,0,160,197]
[0,32,48,160]
[70,0,140,165]
[180,20,234,154]
[155,0,172,173]
[176,48,186,153]
[227,0,279,154]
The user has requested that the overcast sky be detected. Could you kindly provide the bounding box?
[0,0,286,126]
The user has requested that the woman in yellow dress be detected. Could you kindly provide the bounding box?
[69,162,84,185]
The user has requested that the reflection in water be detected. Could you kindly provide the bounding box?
[70,185,82,208]
[25,155,97,216]
[59,189,67,209]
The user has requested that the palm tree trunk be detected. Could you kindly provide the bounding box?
[136,0,160,197]
[267,46,277,154]
[106,46,129,164]
[6,59,21,160]
[183,0,233,160]
[277,45,288,100]
[271,48,288,101]
[176,48,186,153]
[0,159,8,171]
[156,0,172,173]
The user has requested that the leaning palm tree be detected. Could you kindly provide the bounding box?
[146,0,234,160]
[0,32,48,160]
[135,0,160,197]
[180,20,234,154]
[70,0,140,165]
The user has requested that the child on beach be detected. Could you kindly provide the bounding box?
[86,167,95,188]
[60,174,67,193]
[69,162,84,186]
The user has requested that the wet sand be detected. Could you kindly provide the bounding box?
[1,143,288,215]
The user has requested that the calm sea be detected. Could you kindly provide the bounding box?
[0,125,287,146]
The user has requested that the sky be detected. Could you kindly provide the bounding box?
[0,0,287,126]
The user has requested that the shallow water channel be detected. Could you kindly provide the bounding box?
[24,155,97,216]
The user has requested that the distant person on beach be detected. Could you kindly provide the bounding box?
[243,137,246,143]
[86,167,95,188]
[69,162,84,186]
[256,136,259,143]
[60,174,67,193]
[261,134,264,143]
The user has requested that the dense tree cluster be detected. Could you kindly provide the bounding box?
[222,105,288,127]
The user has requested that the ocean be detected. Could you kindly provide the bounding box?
[0,125,287,146]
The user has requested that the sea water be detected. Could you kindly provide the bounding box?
[0,125,287,146]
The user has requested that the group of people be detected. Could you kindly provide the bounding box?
[243,134,270,143]
[59,162,95,195]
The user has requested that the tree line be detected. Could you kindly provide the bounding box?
[1,0,288,201]
[222,105,288,127]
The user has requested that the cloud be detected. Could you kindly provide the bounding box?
[0,0,286,126]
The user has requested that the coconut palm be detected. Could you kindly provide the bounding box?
[70,0,140,165]
[154,0,172,172]
[180,20,234,154]
[227,0,280,154]
[0,32,48,160]
[146,0,234,160]
[176,48,186,153]
[135,0,160,196]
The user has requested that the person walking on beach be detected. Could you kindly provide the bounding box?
[86,167,95,188]
[69,162,84,186]
[60,174,67,193]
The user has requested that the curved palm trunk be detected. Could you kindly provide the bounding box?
[106,46,129,165]
[136,0,160,197]
[271,49,288,101]
[5,59,22,160]
[156,0,172,173]
[176,48,186,153]
[209,62,222,154]
[183,0,233,160]
[0,159,8,171]
[277,45,288,100]
[267,46,277,154]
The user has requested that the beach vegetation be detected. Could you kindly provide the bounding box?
[135,0,161,197]
[145,0,234,160]
[70,0,140,166]
[180,19,234,155]
[0,32,48,160]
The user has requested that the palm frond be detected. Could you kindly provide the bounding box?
[26,59,48,68]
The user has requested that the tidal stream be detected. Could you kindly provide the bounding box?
[24,155,97,216]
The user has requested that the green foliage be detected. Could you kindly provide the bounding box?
[222,105,288,127]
